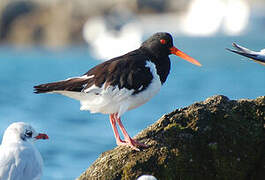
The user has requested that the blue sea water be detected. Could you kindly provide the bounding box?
[0,27,264,179]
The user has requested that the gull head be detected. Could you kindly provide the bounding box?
[1,122,48,145]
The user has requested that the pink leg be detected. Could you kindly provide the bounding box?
[109,114,125,145]
[114,113,147,150]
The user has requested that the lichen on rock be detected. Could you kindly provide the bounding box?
[77,95,265,180]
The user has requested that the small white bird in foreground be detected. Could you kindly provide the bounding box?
[226,42,265,66]
[0,122,49,180]
[137,175,157,180]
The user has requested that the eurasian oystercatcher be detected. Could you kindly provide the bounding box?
[34,32,201,150]
[226,42,265,66]
[0,122,48,180]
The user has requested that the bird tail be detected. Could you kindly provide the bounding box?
[34,78,90,94]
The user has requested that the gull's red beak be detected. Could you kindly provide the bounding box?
[170,46,202,66]
[34,133,49,140]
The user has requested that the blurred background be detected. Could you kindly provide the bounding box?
[0,0,264,179]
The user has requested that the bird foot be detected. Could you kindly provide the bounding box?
[116,138,148,151]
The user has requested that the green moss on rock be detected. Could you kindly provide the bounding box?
[77,95,265,180]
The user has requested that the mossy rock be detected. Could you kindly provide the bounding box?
[77,95,265,180]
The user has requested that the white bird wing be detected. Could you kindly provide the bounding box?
[227,43,265,66]
[0,144,43,180]
[231,42,256,54]
[256,49,265,62]
[0,145,16,180]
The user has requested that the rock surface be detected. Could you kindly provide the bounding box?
[77,95,265,180]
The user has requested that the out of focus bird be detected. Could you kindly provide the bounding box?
[226,42,265,66]
[0,122,48,180]
[137,175,157,180]
[34,32,201,151]
[83,7,142,60]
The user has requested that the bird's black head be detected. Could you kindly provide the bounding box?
[141,32,173,57]
[140,32,202,66]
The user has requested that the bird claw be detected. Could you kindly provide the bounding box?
[116,138,148,151]
[130,138,148,148]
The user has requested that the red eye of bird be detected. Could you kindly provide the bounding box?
[160,39,166,45]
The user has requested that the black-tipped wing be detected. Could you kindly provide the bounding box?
[231,43,254,54]
[226,43,265,66]
[226,48,259,59]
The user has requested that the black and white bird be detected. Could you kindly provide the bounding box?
[34,32,201,151]
[226,42,265,66]
[0,122,48,180]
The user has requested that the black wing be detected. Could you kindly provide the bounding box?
[83,49,154,95]
[34,49,154,95]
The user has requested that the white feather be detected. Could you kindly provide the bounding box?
[0,122,44,180]
[65,74,94,81]
[137,175,157,180]
[53,61,162,116]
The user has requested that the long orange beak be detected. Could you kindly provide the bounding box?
[170,46,202,66]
